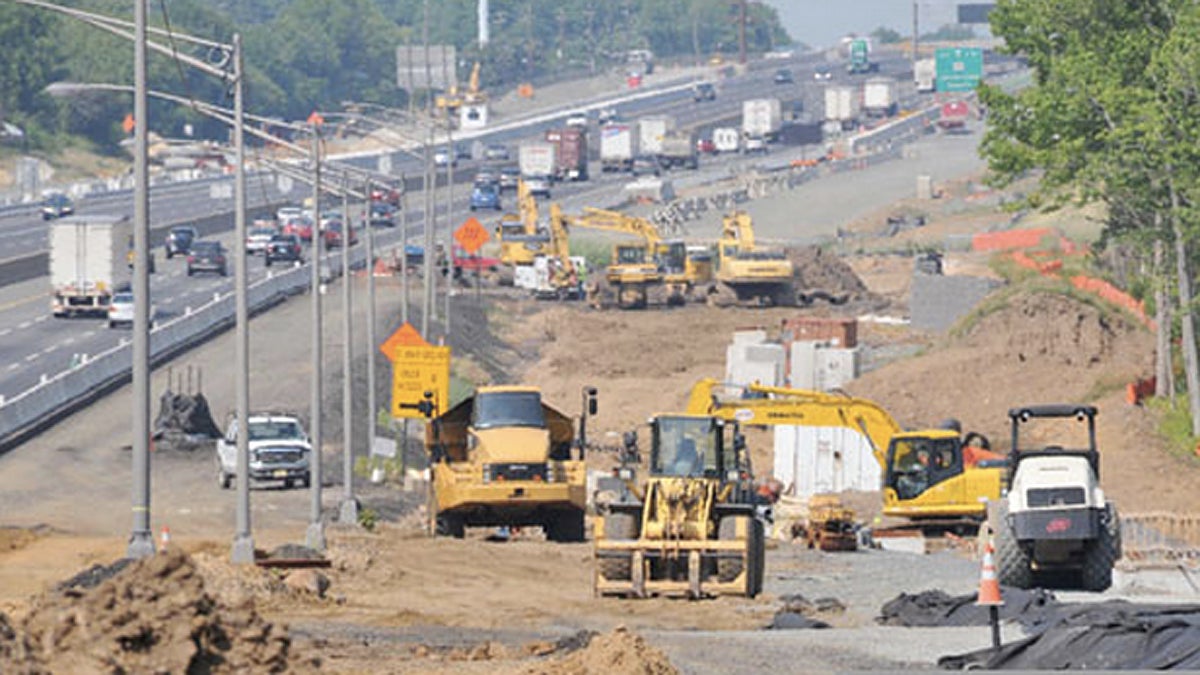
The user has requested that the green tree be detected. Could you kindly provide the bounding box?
[871,26,904,45]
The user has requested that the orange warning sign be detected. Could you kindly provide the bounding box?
[454,216,490,255]
[379,322,429,361]
[122,113,135,134]
[307,110,325,126]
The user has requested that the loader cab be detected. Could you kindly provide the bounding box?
[654,241,688,275]
[882,428,1005,519]
[649,415,747,482]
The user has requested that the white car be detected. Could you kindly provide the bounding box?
[215,413,311,490]
[107,292,157,329]
[565,111,589,128]
[246,226,276,255]
[523,175,552,198]
[276,206,303,223]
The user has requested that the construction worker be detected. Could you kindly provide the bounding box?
[672,438,702,477]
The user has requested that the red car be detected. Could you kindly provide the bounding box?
[322,221,358,248]
[282,216,314,242]
[696,138,717,155]
[370,187,401,207]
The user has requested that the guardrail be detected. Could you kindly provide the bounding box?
[0,240,375,451]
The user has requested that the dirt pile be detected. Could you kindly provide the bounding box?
[523,626,679,675]
[0,549,314,674]
[788,245,884,308]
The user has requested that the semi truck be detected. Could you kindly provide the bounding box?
[846,37,874,74]
[862,77,898,118]
[50,215,133,318]
[914,58,936,93]
[742,98,783,143]
[713,127,740,153]
[637,115,675,157]
[544,127,588,181]
[938,101,971,131]
[518,141,557,180]
[599,123,639,173]
[824,85,860,130]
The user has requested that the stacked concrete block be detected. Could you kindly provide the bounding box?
[910,272,1003,332]
[725,330,785,388]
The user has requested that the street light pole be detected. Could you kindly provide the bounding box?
[339,185,359,524]
[421,126,435,339]
[364,177,378,473]
[444,120,454,340]
[306,125,327,552]
[127,0,154,560]
[230,33,255,565]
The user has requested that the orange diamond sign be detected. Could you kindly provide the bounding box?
[454,217,490,255]
[307,110,325,126]
[122,113,135,134]
[379,322,428,361]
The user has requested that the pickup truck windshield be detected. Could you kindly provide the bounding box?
[473,392,545,429]
[248,420,304,441]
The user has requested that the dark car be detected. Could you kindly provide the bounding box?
[322,221,358,248]
[774,68,794,84]
[367,202,396,228]
[164,225,198,259]
[265,233,303,266]
[483,144,510,161]
[454,142,472,160]
[498,166,521,192]
[187,240,227,276]
[41,193,74,220]
[692,82,716,102]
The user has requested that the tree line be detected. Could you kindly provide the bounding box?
[980,0,1200,435]
[0,0,790,153]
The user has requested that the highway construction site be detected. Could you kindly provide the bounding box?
[4,134,1200,672]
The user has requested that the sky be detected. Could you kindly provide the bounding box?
[762,0,966,49]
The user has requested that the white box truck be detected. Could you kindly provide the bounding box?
[862,77,898,118]
[741,98,783,142]
[518,141,557,179]
[637,115,675,156]
[50,215,133,318]
[599,123,639,172]
[713,127,740,153]
[824,85,860,130]
[914,58,936,93]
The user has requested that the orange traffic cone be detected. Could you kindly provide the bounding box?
[159,525,171,551]
[976,539,1004,606]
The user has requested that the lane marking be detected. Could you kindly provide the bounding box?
[17,321,30,329]
[0,293,42,313]
[23,353,38,363]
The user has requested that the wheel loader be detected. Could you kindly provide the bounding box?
[593,414,766,598]
[989,405,1121,591]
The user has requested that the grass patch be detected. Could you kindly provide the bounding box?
[566,238,612,274]
[948,273,1141,340]
[1146,397,1199,462]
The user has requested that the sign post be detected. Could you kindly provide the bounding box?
[380,322,452,486]
[454,216,490,307]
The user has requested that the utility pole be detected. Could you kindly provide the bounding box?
[444,120,454,340]
[306,125,326,552]
[230,34,255,564]
[338,186,358,524]
[128,0,154,560]
[912,1,920,67]
[364,177,378,472]
[738,0,747,66]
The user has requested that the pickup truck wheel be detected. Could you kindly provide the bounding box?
[217,469,232,490]
[283,479,294,489]
[300,473,311,489]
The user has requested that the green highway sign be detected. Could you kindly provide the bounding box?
[935,47,983,93]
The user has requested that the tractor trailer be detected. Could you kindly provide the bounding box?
[50,215,133,318]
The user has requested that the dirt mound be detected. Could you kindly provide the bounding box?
[0,549,314,674]
[524,626,679,675]
[788,245,882,307]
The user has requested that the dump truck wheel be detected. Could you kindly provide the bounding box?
[436,513,465,539]
[747,517,766,597]
[546,509,586,543]
[1081,504,1119,592]
[994,505,1034,589]
[597,512,637,581]
[717,516,747,583]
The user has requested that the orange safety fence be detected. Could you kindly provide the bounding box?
[972,228,1053,251]
[1070,275,1155,329]
[1126,376,1157,406]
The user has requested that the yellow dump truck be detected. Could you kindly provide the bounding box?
[424,386,595,541]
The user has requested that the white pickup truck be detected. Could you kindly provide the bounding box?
[215,413,312,490]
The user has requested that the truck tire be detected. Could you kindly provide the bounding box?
[546,509,586,543]
[435,512,465,539]
[717,515,749,584]
[995,505,1034,589]
[217,468,232,490]
[1082,504,1120,592]
[747,517,766,598]
[597,512,637,581]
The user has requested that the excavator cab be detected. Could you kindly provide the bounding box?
[882,430,1005,523]
[594,414,765,598]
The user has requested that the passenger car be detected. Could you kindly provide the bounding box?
[692,82,716,102]
[631,155,661,176]
[265,234,303,266]
[498,166,521,192]
[107,291,157,328]
[523,175,552,198]
[813,65,833,81]
[245,225,276,256]
[483,144,510,161]
[565,111,589,128]
[774,68,794,84]
[696,138,717,155]
[41,192,75,220]
[187,240,228,276]
[470,182,502,211]
[433,148,455,168]
[215,413,311,489]
[368,202,396,228]
[164,225,198,259]
[322,221,357,248]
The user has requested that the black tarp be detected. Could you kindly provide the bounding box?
[877,587,1059,628]
[939,601,1200,670]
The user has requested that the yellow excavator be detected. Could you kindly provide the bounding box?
[685,378,1006,530]
[553,206,712,309]
[710,211,795,307]
[593,412,766,598]
[435,61,487,115]
[495,179,550,268]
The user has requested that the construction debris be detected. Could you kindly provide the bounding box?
[877,587,1058,628]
